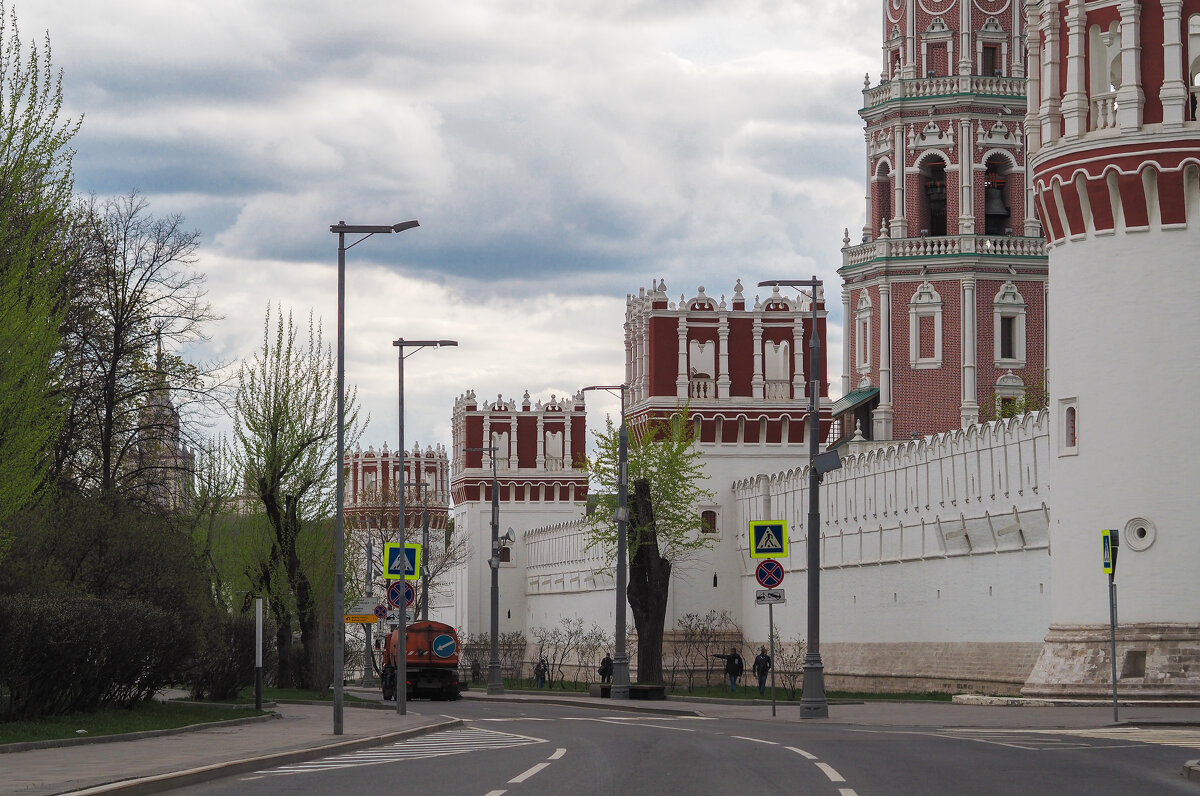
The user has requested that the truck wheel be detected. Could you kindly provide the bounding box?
[381,667,395,701]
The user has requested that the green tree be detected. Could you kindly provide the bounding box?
[0,4,81,560]
[234,305,362,688]
[583,407,715,684]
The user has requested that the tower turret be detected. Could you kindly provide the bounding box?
[840,0,1049,443]
[1022,0,1200,698]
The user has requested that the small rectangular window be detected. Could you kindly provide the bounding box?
[701,510,718,534]
[982,46,997,77]
[1000,316,1015,359]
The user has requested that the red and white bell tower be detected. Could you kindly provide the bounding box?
[1022,0,1200,698]
[839,0,1049,443]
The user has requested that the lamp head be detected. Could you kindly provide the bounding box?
[392,220,420,233]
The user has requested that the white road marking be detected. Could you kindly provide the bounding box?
[549,747,566,760]
[839,789,859,796]
[566,717,695,731]
[732,735,779,745]
[483,790,506,796]
[816,762,846,782]
[508,762,550,783]
[787,746,819,759]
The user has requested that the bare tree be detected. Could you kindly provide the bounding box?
[58,192,222,506]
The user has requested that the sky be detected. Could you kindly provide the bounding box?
[20,0,879,454]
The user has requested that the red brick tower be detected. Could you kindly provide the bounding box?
[838,0,1049,443]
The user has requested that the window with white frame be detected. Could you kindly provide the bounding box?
[855,289,873,373]
[908,280,943,369]
[1059,397,1079,456]
[700,509,719,535]
[993,281,1026,367]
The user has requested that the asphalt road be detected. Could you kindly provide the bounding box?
[173,698,1200,795]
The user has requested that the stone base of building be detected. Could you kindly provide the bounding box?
[1022,623,1200,699]
[820,641,1043,696]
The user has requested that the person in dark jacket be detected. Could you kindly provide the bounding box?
[752,647,772,695]
[713,647,744,692]
[598,652,613,683]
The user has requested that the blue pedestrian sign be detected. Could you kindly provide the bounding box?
[433,633,457,658]
[749,520,788,559]
[384,542,421,580]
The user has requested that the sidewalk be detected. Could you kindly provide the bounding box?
[6,690,1200,794]
[2,702,457,796]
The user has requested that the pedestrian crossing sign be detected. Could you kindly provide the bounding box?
[384,542,421,580]
[749,521,788,559]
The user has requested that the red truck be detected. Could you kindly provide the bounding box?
[381,620,461,701]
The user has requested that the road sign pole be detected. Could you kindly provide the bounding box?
[769,602,776,717]
[1109,574,1119,722]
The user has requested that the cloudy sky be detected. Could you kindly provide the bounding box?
[22,0,878,453]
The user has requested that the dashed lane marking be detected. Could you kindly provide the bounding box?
[484,746,565,796]
[242,727,546,778]
[816,762,846,783]
[787,746,819,760]
[731,735,779,745]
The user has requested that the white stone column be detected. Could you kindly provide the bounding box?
[676,318,689,399]
[1040,4,1062,145]
[842,287,852,398]
[959,118,975,234]
[1062,1,1088,137]
[535,415,545,469]
[1116,0,1145,129]
[960,277,979,426]
[793,312,806,400]
[717,314,731,399]
[874,281,894,440]
[1025,0,1043,151]
[891,121,908,238]
[1160,0,1188,128]
[752,317,765,399]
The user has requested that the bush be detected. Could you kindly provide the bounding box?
[0,595,189,718]
[184,612,273,701]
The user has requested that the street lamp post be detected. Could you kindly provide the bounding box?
[330,219,419,736]
[400,480,431,622]
[582,384,630,700]
[393,337,457,717]
[758,277,837,720]
[465,445,503,695]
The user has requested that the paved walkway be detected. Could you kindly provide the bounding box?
[5,691,1200,794]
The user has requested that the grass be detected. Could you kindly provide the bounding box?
[671,683,955,702]
[0,700,268,745]
[225,685,372,704]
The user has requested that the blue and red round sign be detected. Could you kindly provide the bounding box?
[388,581,415,608]
[756,559,785,589]
[373,603,388,620]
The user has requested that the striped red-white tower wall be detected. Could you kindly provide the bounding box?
[449,390,589,637]
[839,0,1049,444]
[1022,0,1200,697]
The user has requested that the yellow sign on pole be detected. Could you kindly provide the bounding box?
[749,520,788,559]
[344,614,378,624]
[383,542,422,580]
[1101,529,1118,575]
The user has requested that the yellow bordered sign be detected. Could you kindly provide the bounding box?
[749,520,788,559]
[1102,529,1118,575]
[384,542,421,580]
[344,614,378,624]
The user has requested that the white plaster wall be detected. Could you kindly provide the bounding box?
[1048,227,1200,626]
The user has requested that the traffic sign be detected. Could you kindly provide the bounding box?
[756,589,786,605]
[344,612,377,623]
[1102,529,1118,575]
[756,559,785,588]
[384,542,422,580]
[749,520,788,559]
[373,603,388,620]
[432,633,457,658]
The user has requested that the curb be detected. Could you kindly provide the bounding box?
[1185,760,1200,782]
[0,713,278,754]
[460,691,701,716]
[64,717,462,795]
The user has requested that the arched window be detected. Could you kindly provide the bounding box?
[983,157,1011,235]
[921,157,948,236]
[701,510,718,534]
[1065,406,1077,448]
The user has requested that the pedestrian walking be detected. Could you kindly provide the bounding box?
[598,652,613,684]
[713,647,744,692]
[752,647,772,695]
[534,658,548,689]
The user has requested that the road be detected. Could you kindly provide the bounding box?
[175,697,1200,795]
